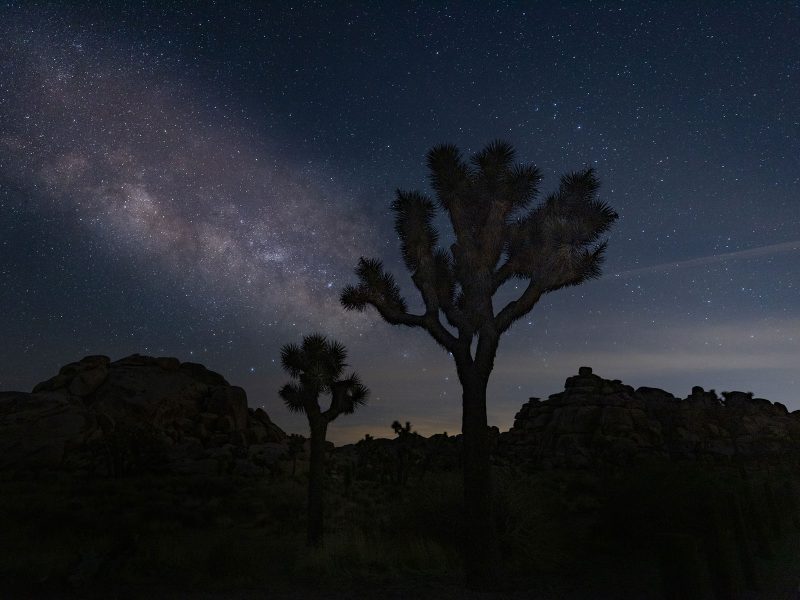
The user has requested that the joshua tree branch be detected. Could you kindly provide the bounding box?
[423,312,460,351]
[364,295,459,351]
[369,298,424,326]
[320,407,338,422]
[474,326,499,376]
[491,259,518,292]
[411,267,441,314]
[413,269,470,332]
[494,280,545,334]
[441,303,470,332]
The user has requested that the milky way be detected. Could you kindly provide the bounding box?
[2,3,799,443]
[2,17,377,330]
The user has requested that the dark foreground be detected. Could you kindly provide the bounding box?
[2,460,799,599]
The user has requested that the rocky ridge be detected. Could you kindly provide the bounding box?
[4,357,799,479]
[500,366,800,468]
[0,354,287,478]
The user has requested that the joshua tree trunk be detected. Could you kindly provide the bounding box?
[458,361,500,590]
[307,418,328,547]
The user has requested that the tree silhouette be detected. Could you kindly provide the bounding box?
[391,420,417,485]
[279,334,369,547]
[391,420,413,437]
[341,140,617,588]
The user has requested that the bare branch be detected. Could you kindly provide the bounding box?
[491,259,518,292]
[422,312,460,350]
[494,281,545,334]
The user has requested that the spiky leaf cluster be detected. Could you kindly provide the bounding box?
[341,140,618,350]
[341,258,407,316]
[505,168,616,288]
[330,373,369,415]
[392,190,438,271]
[279,334,369,421]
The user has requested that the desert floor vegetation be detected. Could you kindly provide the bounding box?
[2,456,799,598]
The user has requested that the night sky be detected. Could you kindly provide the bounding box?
[1,2,798,444]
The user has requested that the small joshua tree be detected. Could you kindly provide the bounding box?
[279,334,369,546]
[391,420,417,485]
[341,141,617,588]
[391,420,414,438]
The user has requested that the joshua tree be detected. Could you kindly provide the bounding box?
[391,420,417,485]
[341,141,617,588]
[391,420,414,438]
[279,334,369,546]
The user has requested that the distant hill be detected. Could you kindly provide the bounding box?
[0,354,286,479]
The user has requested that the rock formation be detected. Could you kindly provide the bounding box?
[0,354,287,478]
[500,366,800,468]
[5,358,799,478]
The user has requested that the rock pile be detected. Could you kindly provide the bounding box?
[500,366,800,468]
[0,354,287,478]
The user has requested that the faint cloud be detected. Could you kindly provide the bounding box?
[612,241,800,279]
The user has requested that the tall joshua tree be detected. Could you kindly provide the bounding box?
[341,141,617,588]
[279,334,369,547]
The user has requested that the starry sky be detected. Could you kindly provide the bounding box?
[1,2,798,444]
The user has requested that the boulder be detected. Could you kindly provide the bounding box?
[208,386,248,431]
[0,354,286,479]
[0,392,94,473]
[499,367,800,468]
[68,366,108,397]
